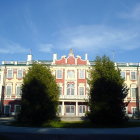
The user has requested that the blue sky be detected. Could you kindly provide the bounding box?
[0,0,140,62]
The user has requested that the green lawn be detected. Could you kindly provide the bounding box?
[42,121,93,128]
[42,120,140,128]
[11,120,140,128]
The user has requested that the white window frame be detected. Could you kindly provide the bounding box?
[56,70,63,79]
[78,105,86,115]
[79,87,85,95]
[7,69,13,79]
[16,85,22,97]
[67,83,75,95]
[17,69,23,79]
[130,71,137,80]
[131,88,137,98]
[67,70,75,79]
[6,85,12,97]
[79,69,85,79]
[131,107,137,114]
[4,105,11,115]
[120,71,126,80]
[65,105,75,115]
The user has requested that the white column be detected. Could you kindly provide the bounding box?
[75,69,77,95]
[62,101,64,116]
[64,68,67,95]
[76,101,78,116]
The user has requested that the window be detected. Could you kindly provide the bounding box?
[132,107,137,114]
[17,70,23,79]
[121,71,125,80]
[131,88,137,98]
[67,70,75,79]
[131,72,137,80]
[4,105,10,115]
[79,70,85,79]
[15,105,21,114]
[79,87,84,95]
[16,86,22,97]
[65,105,75,114]
[7,70,13,78]
[67,84,74,95]
[59,87,62,95]
[56,70,62,79]
[79,105,86,114]
[6,86,12,97]
[58,105,61,114]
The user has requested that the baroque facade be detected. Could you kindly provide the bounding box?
[0,50,139,117]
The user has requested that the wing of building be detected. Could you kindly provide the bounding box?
[0,50,139,118]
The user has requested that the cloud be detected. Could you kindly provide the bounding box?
[0,38,28,54]
[24,6,38,35]
[119,3,140,20]
[54,25,140,53]
[38,43,53,53]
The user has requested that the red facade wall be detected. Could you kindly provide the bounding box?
[77,58,87,65]
[127,102,136,114]
[3,100,21,112]
[55,58,66,64]
[55,55,87,65]
[67,56,75,65]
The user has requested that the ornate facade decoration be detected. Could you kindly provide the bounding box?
[0,50,139,117]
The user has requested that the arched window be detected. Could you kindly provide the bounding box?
[67,84,74,95]
[67,70,75,79]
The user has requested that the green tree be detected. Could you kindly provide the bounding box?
[88,56,128,125]
[18,63,59,125]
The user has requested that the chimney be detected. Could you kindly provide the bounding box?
[53,54,57,62]
[27,49,32,62]
[27,54,32,62]
[85,53,88,60]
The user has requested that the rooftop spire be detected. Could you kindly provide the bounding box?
[69,48,74,56]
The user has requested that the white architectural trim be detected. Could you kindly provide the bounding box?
[6,69,13,79]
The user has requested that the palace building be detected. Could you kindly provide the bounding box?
[0,50,139,117]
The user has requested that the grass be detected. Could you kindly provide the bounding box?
[43,120,140,128]
[42,120,93,128]
[11,120,93,128]
[11,120,140,128]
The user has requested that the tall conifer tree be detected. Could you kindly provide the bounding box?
[88,56,128,125]
[18,63,59,125]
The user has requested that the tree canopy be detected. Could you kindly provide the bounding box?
[18,63,59,125]
[88,56,128,125]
